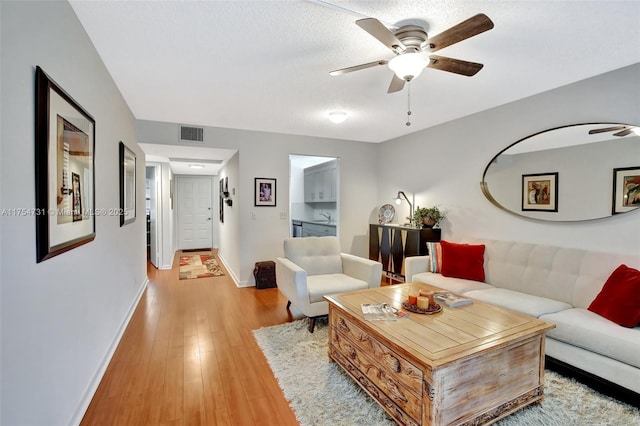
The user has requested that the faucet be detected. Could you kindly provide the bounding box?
[320,212,331,222]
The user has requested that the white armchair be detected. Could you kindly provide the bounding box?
[276,236,383,332]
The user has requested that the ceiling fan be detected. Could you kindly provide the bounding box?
[588,125,638,137]
[330,13,494,93]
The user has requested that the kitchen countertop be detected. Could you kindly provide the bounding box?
[294,218,337,227]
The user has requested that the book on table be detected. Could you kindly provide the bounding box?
[434,291,473,307]
[361,303,409,321]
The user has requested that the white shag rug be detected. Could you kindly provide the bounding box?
[253,319,640,426]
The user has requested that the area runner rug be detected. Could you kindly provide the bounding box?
[253,319,640,426]
[178,254,224,279]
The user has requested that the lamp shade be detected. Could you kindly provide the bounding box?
[388,53,428,81]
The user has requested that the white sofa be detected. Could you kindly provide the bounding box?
[405,239,640,396]
[276,236,382,331]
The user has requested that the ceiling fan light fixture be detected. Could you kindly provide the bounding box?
[388,53,428,81]
[328,111,348,124]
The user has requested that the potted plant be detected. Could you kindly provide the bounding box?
[412,206,445,228]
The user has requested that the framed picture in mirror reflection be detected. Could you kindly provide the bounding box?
[522,172,558,212]
[612,167,640,214]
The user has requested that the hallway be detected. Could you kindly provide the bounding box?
[81,252,301,425]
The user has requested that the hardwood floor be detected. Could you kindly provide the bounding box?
[80,251,302,426]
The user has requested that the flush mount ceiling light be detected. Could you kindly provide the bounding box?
[388,53,429,81]
[188,164,205,169]
[328,111,348,124]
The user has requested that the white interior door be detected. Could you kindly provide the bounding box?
[176,176,213,250]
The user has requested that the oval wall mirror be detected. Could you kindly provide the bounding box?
[481,123,640,222]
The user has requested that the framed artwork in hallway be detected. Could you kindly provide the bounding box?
[119,141,136,226]
[34,66,96,262]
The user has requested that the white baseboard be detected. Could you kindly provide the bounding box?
[216,253,249,287]
[69,278,148,426]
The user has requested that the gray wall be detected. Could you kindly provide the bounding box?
[1,2,146,425]
[136,121,380,286]
[378,63,640,255]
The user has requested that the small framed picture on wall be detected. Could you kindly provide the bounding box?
[254,177,276,207]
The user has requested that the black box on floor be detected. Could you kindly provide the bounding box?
[253,261,277,289]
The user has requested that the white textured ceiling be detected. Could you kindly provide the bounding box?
[69,1,640,145]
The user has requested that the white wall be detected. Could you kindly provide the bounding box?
[378,63,640,256]
[136,122,379,286]
[217,153,241,284]
[1,2,146,425]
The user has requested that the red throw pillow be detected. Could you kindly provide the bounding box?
[439,240,486,282]
[588,264,640,327]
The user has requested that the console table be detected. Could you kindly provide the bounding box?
[369,224,441,282]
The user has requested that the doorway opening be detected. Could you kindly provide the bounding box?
[289,155,339,238]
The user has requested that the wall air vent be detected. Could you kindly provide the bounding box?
[180,125,204,142]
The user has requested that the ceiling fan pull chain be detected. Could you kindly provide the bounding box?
[406,81,412,126]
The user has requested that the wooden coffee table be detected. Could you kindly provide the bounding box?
[325,282,555,426]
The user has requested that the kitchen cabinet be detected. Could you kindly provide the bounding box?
[304,160,337,202]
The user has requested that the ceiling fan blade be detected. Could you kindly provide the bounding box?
[329,59,388,76]
[427,13,494,52]
[588,126,627,134]
[387,74,405,93]
[356,18,405,52]
[613,128,633,137]
[428,55,484,76]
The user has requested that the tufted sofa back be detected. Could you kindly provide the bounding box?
[283,236,343,276]
[470,239,640,309]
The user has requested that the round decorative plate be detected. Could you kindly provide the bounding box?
[402,302,442,315]
[378,204,395,224]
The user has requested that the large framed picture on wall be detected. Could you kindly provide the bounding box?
[34,66,96,262]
